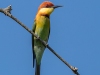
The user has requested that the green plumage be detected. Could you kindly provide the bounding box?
[32,15,50,75]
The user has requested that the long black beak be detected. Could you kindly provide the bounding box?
[52,5,62,9]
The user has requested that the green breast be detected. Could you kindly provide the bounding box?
[35,16,50,41]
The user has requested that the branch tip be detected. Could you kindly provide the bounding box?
[3,5,12,16]
[71,66,80,75]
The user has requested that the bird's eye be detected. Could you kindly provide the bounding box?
[43,4,51,8]
[44,4,48,8]
[43,4,52,8]
[45,4,48,7]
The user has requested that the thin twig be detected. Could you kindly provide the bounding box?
[0,5,80,75]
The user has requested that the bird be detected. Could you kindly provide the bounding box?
[32,1,62,75]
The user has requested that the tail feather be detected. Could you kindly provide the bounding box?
[35,63,40,75]
[33,53,35,68]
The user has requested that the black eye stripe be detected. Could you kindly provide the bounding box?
[43,4,53,8]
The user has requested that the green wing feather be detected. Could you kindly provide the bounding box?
[32,20,36,68]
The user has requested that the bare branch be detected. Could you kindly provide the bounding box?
[0,5,80,75]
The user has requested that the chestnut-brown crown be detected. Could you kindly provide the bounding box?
[37,1,54,12]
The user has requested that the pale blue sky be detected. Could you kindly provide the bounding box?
[0,0,100,75]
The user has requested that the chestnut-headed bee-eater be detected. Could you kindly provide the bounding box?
[32,1,62,75]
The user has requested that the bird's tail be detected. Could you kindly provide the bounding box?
[35,62,40,75]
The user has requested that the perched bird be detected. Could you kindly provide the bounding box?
[32,1,62,75]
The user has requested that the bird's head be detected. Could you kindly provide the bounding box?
[37,1,62,16]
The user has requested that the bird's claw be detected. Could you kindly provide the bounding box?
[43,41,48,47]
